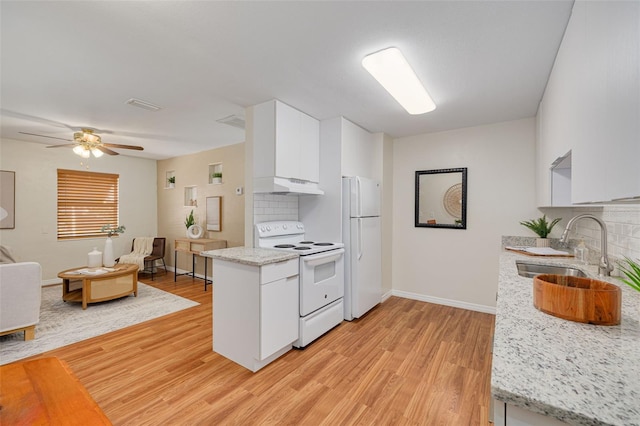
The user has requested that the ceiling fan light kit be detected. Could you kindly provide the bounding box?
[26,127,145,157]
[72,129,106,158]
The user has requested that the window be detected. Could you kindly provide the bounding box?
[57,169,119,240]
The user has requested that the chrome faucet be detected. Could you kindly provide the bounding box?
[560,214,613,276]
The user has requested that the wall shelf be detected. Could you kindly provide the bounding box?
[165,170,176,189]
[209,163,223,185]
[184,186,197,207]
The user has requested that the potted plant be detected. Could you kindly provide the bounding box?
[167,176,175,189]
[618,257,640,293]
[520,215,562,247]
[185,210,195,229]
[211,172,222,184]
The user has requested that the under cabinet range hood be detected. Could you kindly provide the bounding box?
[253,176,324,195]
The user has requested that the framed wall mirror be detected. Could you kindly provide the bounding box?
[415,168,467,229]
[206,196,222,232]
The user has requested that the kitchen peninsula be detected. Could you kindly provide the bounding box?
[492,251,640,426]
[202,247,299,372]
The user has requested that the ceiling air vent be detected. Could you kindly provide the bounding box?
[216,114,245,129]
[125,98,162,111]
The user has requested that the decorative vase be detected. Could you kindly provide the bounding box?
[88,247,102,268]
[168,182,175,189]
[536,238,551,248]
[187,224,203,239]
[103,237,116,267]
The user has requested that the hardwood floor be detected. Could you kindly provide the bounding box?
[22,273,495,425]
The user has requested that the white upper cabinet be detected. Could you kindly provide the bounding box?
[536,0,640,205]
[254,99,320,184]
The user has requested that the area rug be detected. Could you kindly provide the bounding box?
[0,283,199,365]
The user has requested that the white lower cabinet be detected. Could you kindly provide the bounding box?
[492,399,569,426]
[213,258,299,372]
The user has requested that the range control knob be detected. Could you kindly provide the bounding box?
[283,224,288,230]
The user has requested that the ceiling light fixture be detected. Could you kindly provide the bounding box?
[72,129,104,158]
[362,47,436,115]
[125,98,162,111]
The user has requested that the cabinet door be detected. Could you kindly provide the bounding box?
[260,275,299,360]
[299,113,320,183]
[274,101,301,180]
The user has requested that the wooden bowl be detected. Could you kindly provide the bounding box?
[533,274,621,326]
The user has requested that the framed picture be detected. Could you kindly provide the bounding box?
[0,170,15,229]
[415,168,467,229]
[206,196,221,232]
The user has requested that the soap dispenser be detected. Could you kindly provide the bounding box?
[574,240,588,265]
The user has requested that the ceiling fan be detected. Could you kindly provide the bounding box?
[20,128,144,157]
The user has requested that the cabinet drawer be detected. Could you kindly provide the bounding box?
[175,240,190,251]
[190,243,206,252]
[260,259,298,285]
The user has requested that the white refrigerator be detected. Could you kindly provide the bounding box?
[342,176,382,321]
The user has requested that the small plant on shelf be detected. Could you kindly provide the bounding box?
[167,176,175,184]
[185,210,195,229]
[519,215,562,238]
[618,257,640,293]
[211,172,223,183]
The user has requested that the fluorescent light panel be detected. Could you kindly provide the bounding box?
[362,47,435,115]
[125,98,162,111]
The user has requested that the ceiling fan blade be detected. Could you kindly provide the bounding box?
[97,146,119,156]
[3,109,76,130]
[19,132,72,142]
[46,144,77,148]
[102,143,144,151]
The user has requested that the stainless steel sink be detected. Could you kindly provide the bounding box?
[515,261,587,278]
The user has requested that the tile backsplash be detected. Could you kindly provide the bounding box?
[569,205,640,263]
[253,194,298,224]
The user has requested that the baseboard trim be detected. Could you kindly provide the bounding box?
[381,289,393,303]
[391,289,496,315]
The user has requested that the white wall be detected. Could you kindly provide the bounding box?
[381,132,394,296]
[0,138,157,283]
[392,118,538,311]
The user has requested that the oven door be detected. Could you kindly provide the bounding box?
[299,248,345,316]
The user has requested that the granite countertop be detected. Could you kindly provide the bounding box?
[492,251,640,425]
[200,247,298,266]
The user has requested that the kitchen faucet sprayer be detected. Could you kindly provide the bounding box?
[560,214,613,276]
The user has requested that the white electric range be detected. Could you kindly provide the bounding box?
[255,221,345,347]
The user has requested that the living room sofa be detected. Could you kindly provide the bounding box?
[0,262,42,340]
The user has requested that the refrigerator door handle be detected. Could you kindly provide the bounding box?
[358,218,363,260]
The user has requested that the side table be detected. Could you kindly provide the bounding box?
[174,238,227,290]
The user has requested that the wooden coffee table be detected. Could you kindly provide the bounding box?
[58,264,139,309]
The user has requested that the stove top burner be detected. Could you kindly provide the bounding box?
[314,242,334,246]
[274,244,296,248]
[294,246,312,250]
[299,241,314,244]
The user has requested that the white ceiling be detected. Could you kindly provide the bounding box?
[1,1,573,160]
